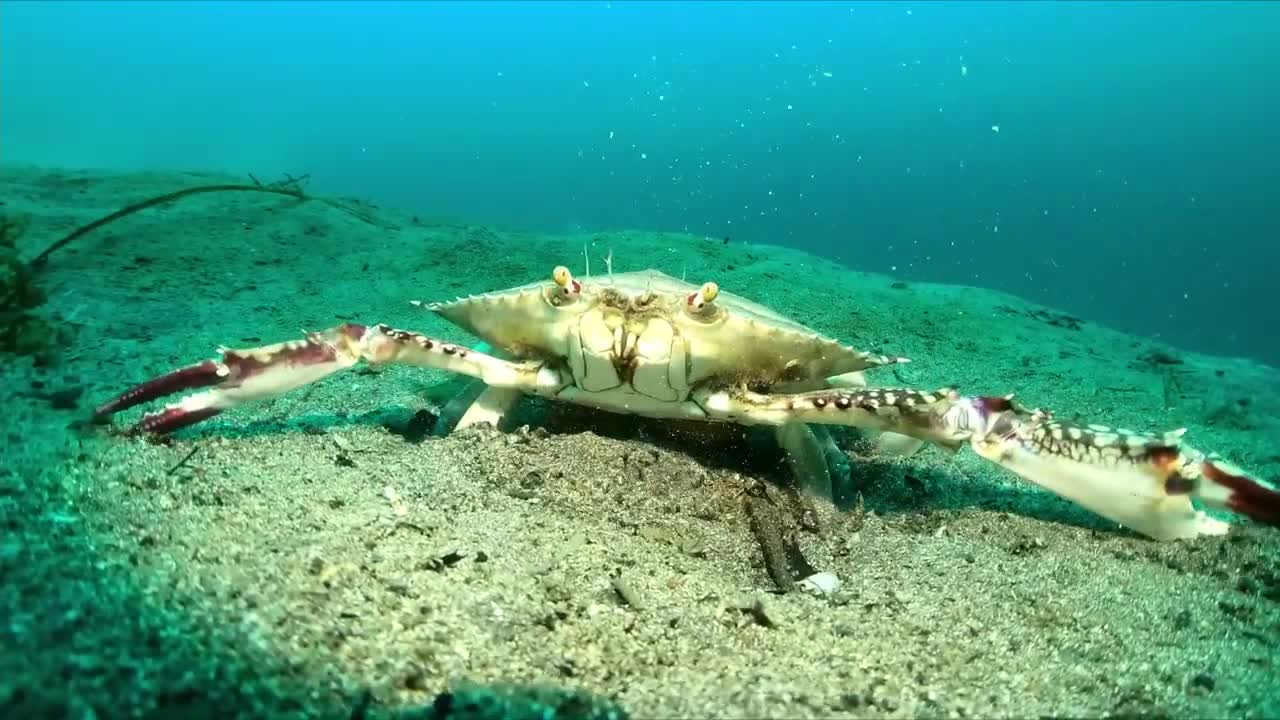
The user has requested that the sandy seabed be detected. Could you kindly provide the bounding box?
[2,166,1277,719]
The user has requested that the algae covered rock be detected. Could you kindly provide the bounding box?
[0,212,58,355]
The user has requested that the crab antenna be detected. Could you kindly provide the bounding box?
[601,248,614,279]
[553,265,582,295]
[687,281,719,309]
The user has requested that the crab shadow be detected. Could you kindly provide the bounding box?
[509,397,1117,534]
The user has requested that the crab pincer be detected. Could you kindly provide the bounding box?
[94,325,368,434]
[964,396,1280,539]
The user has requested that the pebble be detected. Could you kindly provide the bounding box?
[1190,670,1215,693]
[610,575,643,610]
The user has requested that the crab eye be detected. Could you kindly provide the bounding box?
[686,281,719,311]
[548,265,583,307]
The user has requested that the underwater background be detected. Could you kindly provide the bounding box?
[3,0,1278,366]
[4,2,1280,719]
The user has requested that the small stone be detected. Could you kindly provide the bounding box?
[839,692,866,709]
[1172,608,1192,630]
[796,572,843,597]
[402,668,428,690]
[678,536,707,558]
[1190,671,1215,693]
[639,526,675,544]
[736,597,778,628]
[610,575,643,610]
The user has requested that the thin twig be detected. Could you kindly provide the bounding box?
[29,177,308,268]
[166,447,200,476]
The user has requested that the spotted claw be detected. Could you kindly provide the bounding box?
[963,398,1277,540]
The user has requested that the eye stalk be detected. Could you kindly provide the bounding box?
[552,265,582,296]
[686,281,719,310]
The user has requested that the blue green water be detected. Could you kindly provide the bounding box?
[2,0,1277,365]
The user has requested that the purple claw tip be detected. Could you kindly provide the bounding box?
[94,360,223,418]
[137,407,222,435]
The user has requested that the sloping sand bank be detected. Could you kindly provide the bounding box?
[2,166,1277,719]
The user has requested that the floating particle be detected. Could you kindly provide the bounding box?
[640,152,647,159]
[991,125,1000,133]
[822,71,833,78]
[583,80,590,88]
[960,64,968,77]
[609,130,614,140]
[786,104,793,110]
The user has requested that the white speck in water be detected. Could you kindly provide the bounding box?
[609,130,614,140]
[640,152,647,159]
[960,64,968,77]
[991,125,1000,133]
[786,104,793,110]
[583,80,590,88]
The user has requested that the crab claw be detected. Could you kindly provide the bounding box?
[94,360,224,419]
[960,400,1241,540]
[94,325,366,434]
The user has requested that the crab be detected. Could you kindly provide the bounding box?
[94,264,1279,550]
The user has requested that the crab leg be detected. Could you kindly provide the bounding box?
[94,323,565,434]
[698,385,979,449]
[700,386,1279,539]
